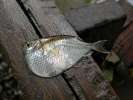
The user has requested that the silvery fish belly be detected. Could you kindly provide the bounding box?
[24,35,108,77]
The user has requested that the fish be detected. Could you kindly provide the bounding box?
[24,35,109,78]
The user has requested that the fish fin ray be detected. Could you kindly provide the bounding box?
[92,40,110,54]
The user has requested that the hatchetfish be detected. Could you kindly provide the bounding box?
[24,35,109,78]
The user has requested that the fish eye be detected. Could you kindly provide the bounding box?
[26,43,30,47]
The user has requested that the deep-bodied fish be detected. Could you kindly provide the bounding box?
[24,35,109,78]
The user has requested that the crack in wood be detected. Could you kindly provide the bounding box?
[0,0,76,100]
[16,0,43,38]
[15,0,119,99]
[16,0,87,99]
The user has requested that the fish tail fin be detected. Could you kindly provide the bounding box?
[92,40,110,54]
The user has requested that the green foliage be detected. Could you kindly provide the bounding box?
[103,69,113,82]
[55,0,93,12]
[84,0,93,4]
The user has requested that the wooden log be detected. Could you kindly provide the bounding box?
[0,0,76,100]
[21,0,119,99]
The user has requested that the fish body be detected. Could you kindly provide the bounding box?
[24,35,109,77]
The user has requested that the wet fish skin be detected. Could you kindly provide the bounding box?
[24,35,109,78]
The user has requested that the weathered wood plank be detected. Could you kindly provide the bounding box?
[112,23,133,100]
[0,0,76,100]
[21,0,77,36]
[21,0,119,99]
[113,22,133,66]
[55,0,86,12]
[64,0,126,48]
[119,0,133,25]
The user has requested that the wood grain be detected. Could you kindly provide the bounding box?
[113,23,133,66]
[0,0,76,100]
[119,0,133,25]
[21,0,119,99]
